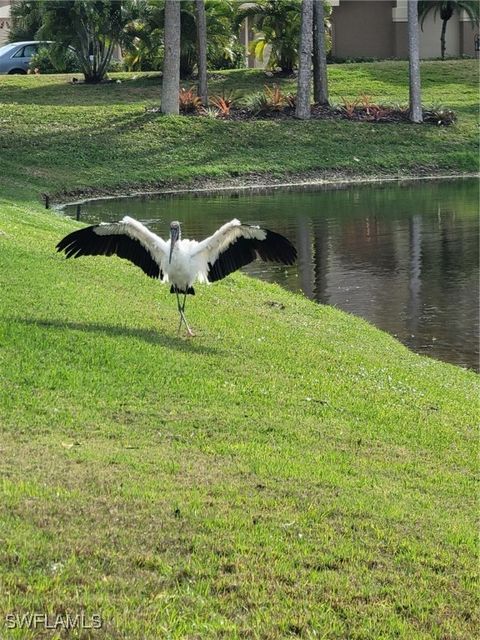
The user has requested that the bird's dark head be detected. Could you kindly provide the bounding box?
[169,221,181,263]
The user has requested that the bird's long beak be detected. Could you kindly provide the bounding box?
[169,229,178,264]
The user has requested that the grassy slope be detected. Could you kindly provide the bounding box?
[0,61,478,203]
[0,61,478,638]
[0,201,478,639]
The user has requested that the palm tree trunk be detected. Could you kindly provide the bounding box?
[161,0,181,115]
[440,18,448,59]
[195,0,208,106]
[275,18,292,73]
[97,41,115,81]
[408,0,423,123]
[76,21,92,81]
[313,0,328,105]
[296,0,313,120]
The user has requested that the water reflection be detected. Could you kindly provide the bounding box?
[63,179,479,371]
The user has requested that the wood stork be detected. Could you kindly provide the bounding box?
[56,217,297,336]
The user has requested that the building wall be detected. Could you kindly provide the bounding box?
[393,1,460,58]
[331,0,478,60]
[421,12,460,58]
[0,0,10,47]
[460,19,478,56]
[394,12,461,58]
[331,1,396,59]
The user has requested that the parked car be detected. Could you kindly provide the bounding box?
[0,41,53,74]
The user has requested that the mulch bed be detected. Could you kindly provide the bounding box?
[146,104,455,126]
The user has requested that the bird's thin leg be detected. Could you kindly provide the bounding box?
[175,288,194,337]
[175,289,184,334]
[179,295,194,337]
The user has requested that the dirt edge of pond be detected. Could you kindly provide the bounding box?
[51,169,479,209]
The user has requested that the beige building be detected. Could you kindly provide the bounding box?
[330,0,478,59]
[1,0,477,61]
[0,0,10,47]
[240,0,478,66]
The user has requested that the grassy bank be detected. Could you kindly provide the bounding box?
[0,197,478,638]
[0,60,478,638]
[0,60,478,203]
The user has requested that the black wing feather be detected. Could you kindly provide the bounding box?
[207,228,296,283]
[56,225,162,279]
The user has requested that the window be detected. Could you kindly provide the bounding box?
[22,44,38,58]
[12,44,38,58]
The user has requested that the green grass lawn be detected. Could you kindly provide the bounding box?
[1,195,478,640]
[0,61,479,638]
[0,60,478,203]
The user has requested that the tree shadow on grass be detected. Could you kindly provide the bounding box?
[0,77,163,107]
[17,318,223,356]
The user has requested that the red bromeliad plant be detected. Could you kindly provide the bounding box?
[179,87,203,113]
[210,91,237,116]
[263,84,287,110]
[285,92,297,108]
[360,94,376,115]
[369,104,391,121]
[340,96,359,118]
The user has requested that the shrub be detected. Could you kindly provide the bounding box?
[107,59,123,73]
[242,91,269,115]
[179,87,203,114]
[242,84,289,115]
[199,107,220,119]
[123,33,164,72]
[327,55,387,64]
[207,41,245,71]
[423,106,456,126]
[29,45,79,74]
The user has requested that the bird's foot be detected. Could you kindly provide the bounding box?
[178,308,195,337]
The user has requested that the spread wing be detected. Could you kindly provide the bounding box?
[56,216,168,279]
[192,219,297,283]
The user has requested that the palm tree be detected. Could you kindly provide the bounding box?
[40,0,136,84]
[8,0,43,42]
[133,0,238,77]
[295,0,313,119]
[195,0,208,106]
[177,1,238,77]
[418,1,480,59]
[237,0,301,73]
[161,0,181,115]
[408,0,423,123]
[312,0,328,105]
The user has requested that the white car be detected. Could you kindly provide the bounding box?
[0,40,52,74]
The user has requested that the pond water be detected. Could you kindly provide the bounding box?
[63,178,479,371]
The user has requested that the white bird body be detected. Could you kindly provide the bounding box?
[167,240,204,289]
[57,216,296,335]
